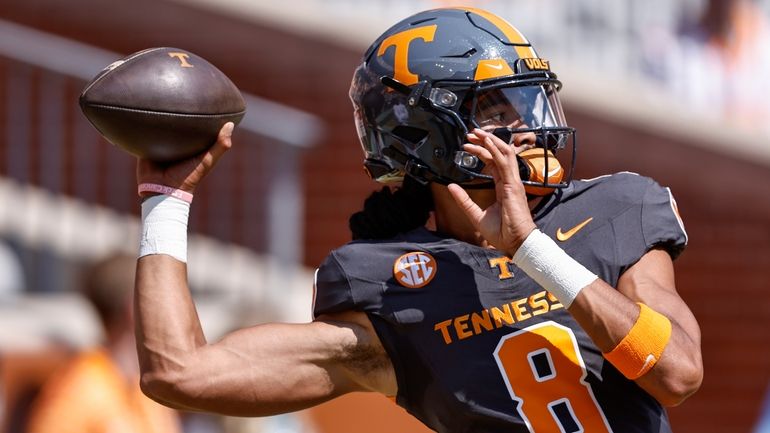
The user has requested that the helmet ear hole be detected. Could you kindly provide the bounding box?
[391,125,429,148]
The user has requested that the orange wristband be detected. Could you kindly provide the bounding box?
[603,303,672,380]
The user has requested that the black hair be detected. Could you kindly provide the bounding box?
[349,176,434,240]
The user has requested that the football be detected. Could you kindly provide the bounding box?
[79,47,246,162]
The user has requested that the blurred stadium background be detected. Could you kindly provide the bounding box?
[1,0,769,432]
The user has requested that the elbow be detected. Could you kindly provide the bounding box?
[140,370,189,409]
[652,360,704,407]
[655,378,702,407]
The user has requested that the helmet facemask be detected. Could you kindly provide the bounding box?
[450,78,577,193]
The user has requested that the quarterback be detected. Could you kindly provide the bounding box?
[133,7,702,432]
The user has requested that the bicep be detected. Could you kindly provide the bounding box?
[144,313,392,416]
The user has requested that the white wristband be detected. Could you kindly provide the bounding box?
[512,229,598,308]
[139,195,190,263]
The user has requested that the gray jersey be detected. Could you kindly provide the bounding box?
[314,172,687,433]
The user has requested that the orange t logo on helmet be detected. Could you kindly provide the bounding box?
[377,25,437,85]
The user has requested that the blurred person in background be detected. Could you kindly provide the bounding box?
[131,7,701,432]
[25,253,181,433]
[647,0,770,128]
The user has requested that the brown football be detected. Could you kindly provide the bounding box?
[79,47,246,162]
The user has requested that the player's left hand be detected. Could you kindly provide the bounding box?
[448,128,537,255]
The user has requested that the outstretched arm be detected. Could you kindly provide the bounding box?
[448,128,702,406]
[134,125,395,416]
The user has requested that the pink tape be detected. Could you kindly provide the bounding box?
[138,183,194,203]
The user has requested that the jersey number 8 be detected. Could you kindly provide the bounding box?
[493,321,613,433]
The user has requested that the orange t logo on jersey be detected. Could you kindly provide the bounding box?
[377,25,437,85]
[394,252,437,288]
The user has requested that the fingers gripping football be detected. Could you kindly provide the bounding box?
[447,129,537,255]
[137,122,234,196]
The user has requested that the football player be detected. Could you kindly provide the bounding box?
[133,8,702,432]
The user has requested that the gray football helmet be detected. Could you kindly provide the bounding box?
[350,7,575,192]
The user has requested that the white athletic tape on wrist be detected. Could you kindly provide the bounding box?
[512,229,598,308]
[139,195,190,263]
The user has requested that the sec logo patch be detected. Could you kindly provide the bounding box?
[393,252,436,288]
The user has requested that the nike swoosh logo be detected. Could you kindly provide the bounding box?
[556,217,593,241]
[540,167,561,178]
[486,62,504,70]
[639,354,657,375]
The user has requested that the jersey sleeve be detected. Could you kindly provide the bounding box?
[641,182,688,259]
[608,175,688,271]
[313,244,392,318]
[312,251,356,318]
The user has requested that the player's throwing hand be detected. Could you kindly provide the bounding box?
[136,122,234,196]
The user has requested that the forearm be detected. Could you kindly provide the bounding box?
[567,280,638,351]
[511,231,702,406]
[568,280,702,406]
[134,255,207,393]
